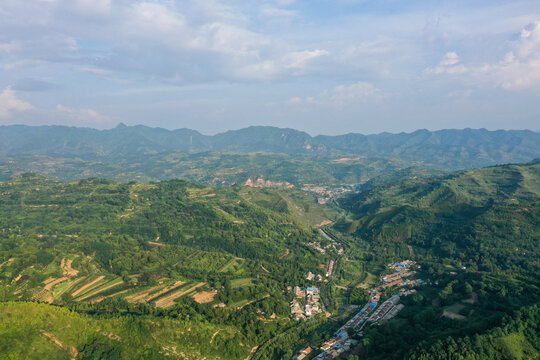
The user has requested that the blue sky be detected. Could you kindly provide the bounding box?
[0,0,539,135]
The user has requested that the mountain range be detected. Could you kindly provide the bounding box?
[1,124,539,170]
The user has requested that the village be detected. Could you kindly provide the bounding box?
[300,184,353,205]
[291,286,325,320]
[294,260,423,360]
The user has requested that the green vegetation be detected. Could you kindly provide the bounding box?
[0,174,336,359]
[330,161,540,360]
[0,151,408,188]
[0,156,539,359]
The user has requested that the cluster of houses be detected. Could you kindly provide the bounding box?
[306,241,343,256]
[300,184,352,204]
[293,259,425,359]
[291,286,323,320]
[367,295,402,322]
[374,260,422,291]
[306,271,324,282]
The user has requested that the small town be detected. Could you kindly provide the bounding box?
[294,260,423,359]
[300,184,353,204]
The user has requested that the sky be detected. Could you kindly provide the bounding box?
[0,0,539,135]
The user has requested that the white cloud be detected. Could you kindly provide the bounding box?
[77,66,112,76]
[0,87,35,119]
[481,21,540,90]
[287,81,381,108]
[330,82,381,106]
[56,104,108,123]
[259,5,296,20]
[4,59,46,70]
[427,52,468,74]
[74,0,111,15]
[287,97,302,105]
[283,49,329,70]
[427,22,540,91]
[0,41,19,53]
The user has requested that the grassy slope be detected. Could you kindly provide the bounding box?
[0,301,246,360]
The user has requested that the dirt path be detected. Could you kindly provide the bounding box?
[57,277,87,297]
[155,282,206,308]
[0,258,13,269]
[72,276,105,297]
[148,241,165,246]
[245,346,258,360]
[210,330,221,344]
[317,220,333,227]
[42,332,78,360]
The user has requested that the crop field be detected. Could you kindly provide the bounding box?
[155,282,206,308]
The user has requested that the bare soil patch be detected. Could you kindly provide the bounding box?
[317,220,333,227]
[192,290,218,304]
[155,282,205,308]
[279,249,290,259]
[61,258,79,277]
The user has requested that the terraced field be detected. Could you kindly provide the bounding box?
[124,280,186,304]
[155,282,206,308]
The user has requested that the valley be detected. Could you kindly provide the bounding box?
[0,143,538,360]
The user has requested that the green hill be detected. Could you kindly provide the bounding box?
[339,161,540,270]
[0,174,338,359]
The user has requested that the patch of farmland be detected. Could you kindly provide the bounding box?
[91,289,130,303]
[192,290,218,304]
[77,278,125,301]
[124,284,168,303]
[44,277,69,291]
[143,281,186,303]
[155,282,206,308]
[71,276,106,297]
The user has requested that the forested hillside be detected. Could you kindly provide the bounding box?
[0,174,338,359]
[338,161,540,271]
[332,161,540,359]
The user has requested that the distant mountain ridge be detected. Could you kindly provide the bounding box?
[1,124,539,170]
